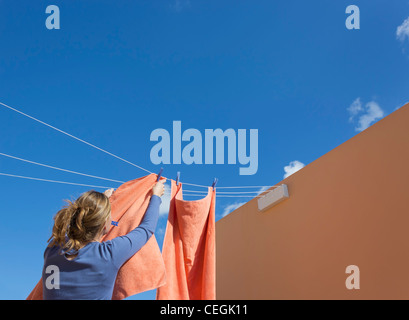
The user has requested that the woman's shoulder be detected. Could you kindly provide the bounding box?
[63,241,115,265]
[43,242,61,259]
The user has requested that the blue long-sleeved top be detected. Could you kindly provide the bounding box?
[42,194,161,300]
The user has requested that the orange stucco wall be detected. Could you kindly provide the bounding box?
[216,103,409,299]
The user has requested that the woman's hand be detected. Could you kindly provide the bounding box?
[152,180,165,197]
[104,188,115,198]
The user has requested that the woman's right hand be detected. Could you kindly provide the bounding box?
[152,180,165,197]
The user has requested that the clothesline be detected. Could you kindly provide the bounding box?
[0,102,153,174]
[0,171,266,198]
[0,101,277,190]
[0,151,272,194]
[165,192,265,198]
[171,189,264,194]
[0,172,114,189]
[0,152,126,184]
[181,182,276,189]
[165,190,266,197]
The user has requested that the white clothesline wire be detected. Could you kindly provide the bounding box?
[0,151,272,194]
[180,181,276,189]
[163,192,263,198]
[0,152,126,184]
[169,189,265,194]
[0,172,114,189]
[210,185,275,189]
[0,101,276,190]
[0,171,265,198]
[0,101,153,175]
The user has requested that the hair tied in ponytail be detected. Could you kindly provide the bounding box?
[48,190,111,255]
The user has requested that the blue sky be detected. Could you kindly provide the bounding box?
[1,0,409,300]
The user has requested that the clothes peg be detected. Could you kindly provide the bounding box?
[211,178,218,190]
[157,167,163,182]
[176,171,180,186]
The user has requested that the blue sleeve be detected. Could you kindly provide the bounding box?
[108,194,162,269]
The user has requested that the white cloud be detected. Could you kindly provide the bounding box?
[397,17,409,42]
[221,201,246,218]
[347,98,384,132]
[394,101,409,111]
[283,160,305,179]
[347,98,363,122]
[356,101,384,131]
[220,186,272,218]
[256,186,270,195]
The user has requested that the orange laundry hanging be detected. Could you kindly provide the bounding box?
[27,173,166,300]
[156,179,216,300]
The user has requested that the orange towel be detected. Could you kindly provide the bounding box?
[27,173,166,300]
[156,180,216,300]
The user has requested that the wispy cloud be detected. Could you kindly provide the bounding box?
[347,98,384,132]
[220,186,269,218]
[256,186,270,195]
[355,101,384,131]
[221,201,246,218]
[283,160,305,179]
[394,101,409,111]
[397,17,409,43]
[347,97,363,122]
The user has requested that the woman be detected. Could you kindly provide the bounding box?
[42,180,165,300]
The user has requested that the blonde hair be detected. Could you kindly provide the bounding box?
[48,190,111,255]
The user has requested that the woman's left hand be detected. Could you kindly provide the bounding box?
[104,188,115,198]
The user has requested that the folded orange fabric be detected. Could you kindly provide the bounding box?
[27,173,166,300]
[156,180,216,300]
